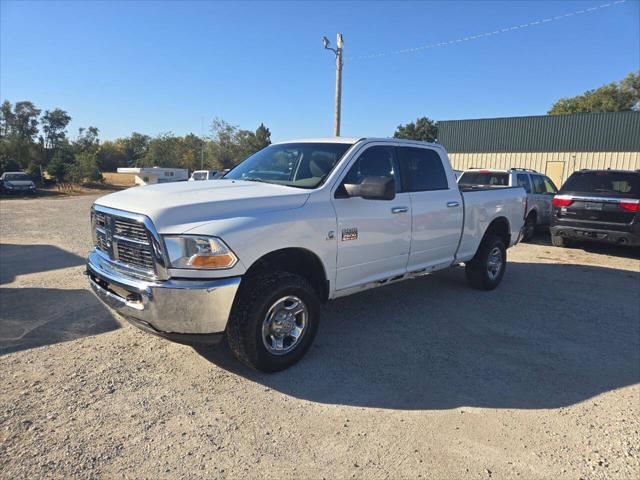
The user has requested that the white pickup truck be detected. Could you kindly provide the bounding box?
[87,138,526,371]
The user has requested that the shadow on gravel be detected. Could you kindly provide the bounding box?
[0,244,119,354]
[0,243,85,284]
[196,261,640,410]
[529,231,640,260]
[0,287,119,355]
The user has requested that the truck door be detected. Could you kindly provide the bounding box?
[331,145,411,291]
[397,146,464,272]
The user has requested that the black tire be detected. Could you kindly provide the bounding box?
[551,233,573,248]
[522,213,536,242]
[465,234,507,290]
[226,271,320,372]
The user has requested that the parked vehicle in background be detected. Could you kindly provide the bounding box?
[116,167,188,186]
[453,169,462,180]
[0,172,36,194]
[189,170,219,181]
[87,138,526,372]
[550,169,640,247]
[458,168,558,241]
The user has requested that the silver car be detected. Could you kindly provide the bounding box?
[1,171,36,195]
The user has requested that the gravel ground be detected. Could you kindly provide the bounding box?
[1,194,639,480]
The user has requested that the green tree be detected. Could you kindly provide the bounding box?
[208,118,272,169]
[41,108,71,149]
[66,151,102,184]
[74,126,100,153]
[548,71,640,115]
[47,144,75,182]
[0,100,14,138]
[96,140,127,171]
[142,133,181,167]
[118,132,150,166]
[209,118,241,169]
[239,123,271,158]
[0,101,42,169]
[393,117,438,142]
[179,133,207,171]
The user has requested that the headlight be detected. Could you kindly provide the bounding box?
[163,235,238,270]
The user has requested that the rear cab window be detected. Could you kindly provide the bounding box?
[458,171,508,187]
[396,147,449,191]
[561,171,640,197]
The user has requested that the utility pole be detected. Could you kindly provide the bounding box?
[200,117,205,170]
[323,33,344,136]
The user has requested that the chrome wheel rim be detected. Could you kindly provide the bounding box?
[261,295,308,356]
[486,246,503,280]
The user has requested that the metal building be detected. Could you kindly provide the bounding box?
[437,111,639,188]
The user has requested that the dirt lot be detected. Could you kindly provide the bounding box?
[1,194,639,480]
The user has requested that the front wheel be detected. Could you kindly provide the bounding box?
[465,235,507,290]
[226,271,320,372]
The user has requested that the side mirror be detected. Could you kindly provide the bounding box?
[344,176,396,200]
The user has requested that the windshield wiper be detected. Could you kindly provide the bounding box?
[242,177,270,184]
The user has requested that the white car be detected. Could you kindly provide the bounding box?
[458,168,558,241]
[87,138,526,371]
[1,171,36,194]
[189,170,222,181]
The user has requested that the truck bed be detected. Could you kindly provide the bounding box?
[455,185,526,263]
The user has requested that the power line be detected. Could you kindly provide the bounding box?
[349,0,628,60]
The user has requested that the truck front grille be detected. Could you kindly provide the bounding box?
[93,209,156,276]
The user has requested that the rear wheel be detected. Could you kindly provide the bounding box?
[226,271,320,372]
[465,235,506,290]
[522,214,536,242]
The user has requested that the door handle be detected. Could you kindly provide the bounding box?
[447,201,460,208]
[391,207,409,214]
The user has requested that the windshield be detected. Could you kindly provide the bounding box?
[561,171,640,196]
[225,142,353,189]
[458,171,508,186]
[191,172,208,180]
[5,173,31,181]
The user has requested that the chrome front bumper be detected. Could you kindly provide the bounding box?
[86,250,241,336]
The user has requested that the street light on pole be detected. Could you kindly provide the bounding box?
[323,33,343,137]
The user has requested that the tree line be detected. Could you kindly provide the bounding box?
[0,101,271,184]
[2,72,636,181]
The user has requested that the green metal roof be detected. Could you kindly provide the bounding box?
[437,111,640,153]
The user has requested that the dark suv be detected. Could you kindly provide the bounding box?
[550,169,640,247]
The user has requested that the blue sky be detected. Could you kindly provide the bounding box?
[1,0,638,142]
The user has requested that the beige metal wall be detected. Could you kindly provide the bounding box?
[448,151,640,187]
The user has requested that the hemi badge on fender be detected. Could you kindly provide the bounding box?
[341,227,358,241]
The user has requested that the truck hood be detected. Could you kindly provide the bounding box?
[95,179,310,233]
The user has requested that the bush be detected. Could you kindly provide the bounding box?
[47,145,75,182]
[66,152,103,184]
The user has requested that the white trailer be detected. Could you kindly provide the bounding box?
[117,167,188,186]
